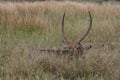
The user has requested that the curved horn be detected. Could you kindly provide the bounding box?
[77,11,92,44]
[62,12,69,43]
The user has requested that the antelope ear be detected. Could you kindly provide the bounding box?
[60,41,67,49]
[61,44,69,49]
[81,45,92,50]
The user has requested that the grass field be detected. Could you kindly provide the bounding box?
[0,1,120,80]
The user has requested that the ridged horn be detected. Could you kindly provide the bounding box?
[77,11,92,44]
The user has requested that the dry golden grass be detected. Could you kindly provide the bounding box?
[0,1,120,80]
[0,1,119,41]
[0,1,119,27]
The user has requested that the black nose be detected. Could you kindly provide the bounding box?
[86,45,92,50]
[89,45,92,48]
[80,45,92,50]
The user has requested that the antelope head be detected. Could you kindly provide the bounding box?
[61,11,92,58]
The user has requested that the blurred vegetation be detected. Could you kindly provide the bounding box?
[0,0,120,3]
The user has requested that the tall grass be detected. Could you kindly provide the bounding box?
[0,1,120,80]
